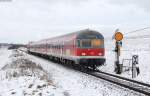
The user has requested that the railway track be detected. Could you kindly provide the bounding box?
[24,50,150,95]
[83,70,150,96]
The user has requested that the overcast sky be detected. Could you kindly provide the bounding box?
[0,0,150,44]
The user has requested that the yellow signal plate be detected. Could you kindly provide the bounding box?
[115,32,123,41]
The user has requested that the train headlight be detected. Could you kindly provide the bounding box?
[98,53,102,56]
[81,53,86,56]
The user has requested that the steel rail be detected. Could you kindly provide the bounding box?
[83,70,150,96]
[25,50,150,95]
[97,71,150,88]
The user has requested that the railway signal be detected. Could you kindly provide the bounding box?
[115,32,123,41]
[113,31,124,74]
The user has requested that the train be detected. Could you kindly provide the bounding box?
[27,29,105,70]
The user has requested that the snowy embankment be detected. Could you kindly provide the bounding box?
[0,49,64,96]
[0,48,11,69]
[0,48,144,96]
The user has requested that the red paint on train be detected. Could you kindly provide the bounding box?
[76,48,105,56]
[28,29,106,70]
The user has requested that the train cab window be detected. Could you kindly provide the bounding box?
[77,39,103,48]
[92,39,102,47]
[77,40,81,47]
[81,39,91,48]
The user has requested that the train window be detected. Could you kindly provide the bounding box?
[77,40,81,47]
[92,39,102,47]
[47,44,50,48]
[81,39,91,48]
[77,39,103,48]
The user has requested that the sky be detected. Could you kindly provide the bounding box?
[0,0,150,44]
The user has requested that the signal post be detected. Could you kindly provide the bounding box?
[114,32,123,74]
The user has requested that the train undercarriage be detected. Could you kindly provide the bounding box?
[28,51,105,71]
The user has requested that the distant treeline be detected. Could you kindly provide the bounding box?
[0,43,26,49]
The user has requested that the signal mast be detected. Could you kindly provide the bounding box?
[113,30,124,74]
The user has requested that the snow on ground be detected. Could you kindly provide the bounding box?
[0,76,61,96]
[0,49,65,96]
[0,48,12,69]
[100,38,150,84]
[0,48,146,96]
[24,50,144,96]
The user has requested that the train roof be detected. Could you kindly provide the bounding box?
[47,29,104,40]
[76,29,104,39]
[29,29,104,45]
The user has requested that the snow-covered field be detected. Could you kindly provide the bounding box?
[100,38,150,84]
[0,48,144,96]
[0,49,65,96]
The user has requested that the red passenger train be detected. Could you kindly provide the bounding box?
[28,29,105,70]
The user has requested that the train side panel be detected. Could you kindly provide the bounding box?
[28,29,106,69]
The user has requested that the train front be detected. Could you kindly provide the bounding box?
[75,30,105,69]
